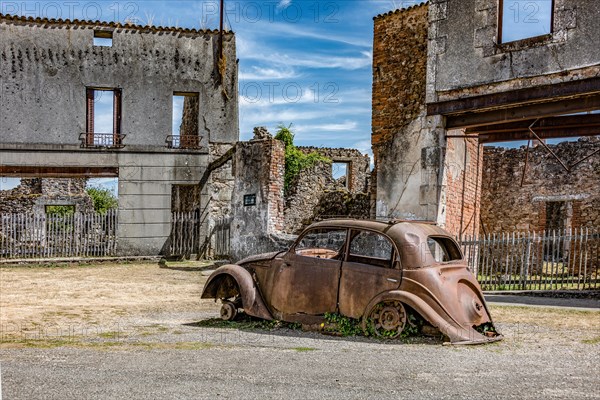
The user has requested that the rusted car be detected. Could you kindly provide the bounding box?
[202,219,502,344]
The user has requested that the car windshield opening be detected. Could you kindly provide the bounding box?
[295,228,347,260]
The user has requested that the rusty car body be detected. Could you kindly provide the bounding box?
[201,219,502,344]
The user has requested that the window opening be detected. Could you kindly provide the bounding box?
[85,88,122,147]
[427,236,462,263]
[171,93,200,149]
[93,30,113,47]
[348,230,394,268]
[295,228,347,259]
[332,162,350,189]
[500,0,554,43]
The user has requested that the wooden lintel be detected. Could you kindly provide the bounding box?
[428,77,600,116]
[446,94,600,129]
[0,166,119,178]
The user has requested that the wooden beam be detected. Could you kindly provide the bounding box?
[0,166,119,178]
[446,94,600,129]
[465,114,600,134]
[428,77,600,116]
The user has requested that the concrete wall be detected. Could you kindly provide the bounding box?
[0,15,239,255]
[427,0,600,102]
[481,139,600,233]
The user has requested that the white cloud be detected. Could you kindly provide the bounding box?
[295,121,359,132]
[237,37,372,71]
[276,0,292,11]
[239,66,298,80]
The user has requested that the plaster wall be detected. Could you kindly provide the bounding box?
[427,0,600,102]
[0,15,239,256]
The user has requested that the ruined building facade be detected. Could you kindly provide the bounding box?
[229,128,371,261]
[481,139,600,234]
[372,1,599,237]
[0,14,238,255]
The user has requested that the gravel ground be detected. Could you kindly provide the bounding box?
[1,263,599,399]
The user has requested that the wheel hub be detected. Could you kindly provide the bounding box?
[369,300,407,338]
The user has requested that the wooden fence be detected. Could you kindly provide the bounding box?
[169,212,231,259]
[169,211,202,258]
[0,210,118,259]
[459,228,599,291]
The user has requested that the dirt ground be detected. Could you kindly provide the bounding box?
[0,262,598,345]
[1,262,599,400]
[0,262,219,340]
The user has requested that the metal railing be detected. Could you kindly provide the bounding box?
[0,210,118,259]
[80,133,126,148]
[166,135,203,149]
[459,228,599,291]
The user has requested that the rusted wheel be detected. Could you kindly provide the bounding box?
[220,301,238,321]
[367,300,407,338]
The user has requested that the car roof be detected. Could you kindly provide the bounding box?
[308,219,450,238]
[307,219,462,268]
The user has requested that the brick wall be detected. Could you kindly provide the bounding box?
[481,138,600,234]
[443,137,483,237]
[372,4,429,154]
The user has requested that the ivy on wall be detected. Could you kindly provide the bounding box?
[274,124,331,193]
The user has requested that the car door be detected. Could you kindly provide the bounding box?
[338,229,402,319]
[268,227,347,317]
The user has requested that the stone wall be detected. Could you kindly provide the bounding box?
[427,0,600,103]
[297,147,370,193]
[229,135,292,261]
[480,138,600,234]
[372,4,452,226]
[0,178,94,214]
[283,147,371,234]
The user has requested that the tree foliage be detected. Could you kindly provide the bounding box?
[86,187,118,214]
[274,124,330,192]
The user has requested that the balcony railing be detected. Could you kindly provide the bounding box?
[166,135,203,150]
[80,133,126,148]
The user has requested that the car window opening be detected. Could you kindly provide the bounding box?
[427,236,462,263]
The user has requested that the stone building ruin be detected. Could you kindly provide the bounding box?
[0,13,238,256]
[229,128,371,260]
[372,1,599,237]
[0,178,94,215]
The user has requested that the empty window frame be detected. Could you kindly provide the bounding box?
[426,236,463,263]
[332,162,350,189]
[499,0,554,43]
[85,88,122,147]
[348,230,395,268]
[171,93,200,148]
[93,30,113,47]
[294,228,347,259]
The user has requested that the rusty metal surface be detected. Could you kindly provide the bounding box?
[201,219,502,344]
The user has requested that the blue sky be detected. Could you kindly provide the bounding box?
[1,0,419,157]
[0,0,585,193]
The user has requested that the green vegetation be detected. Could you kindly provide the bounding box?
[290,347,318,352]
[582,336,600,345]
[86,187,118,214]
[274,124,330,192]
[45,205,75,216]
[324,312,364,337]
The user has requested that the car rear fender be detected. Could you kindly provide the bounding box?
[201,265,273,320]
[361,290,500,345]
